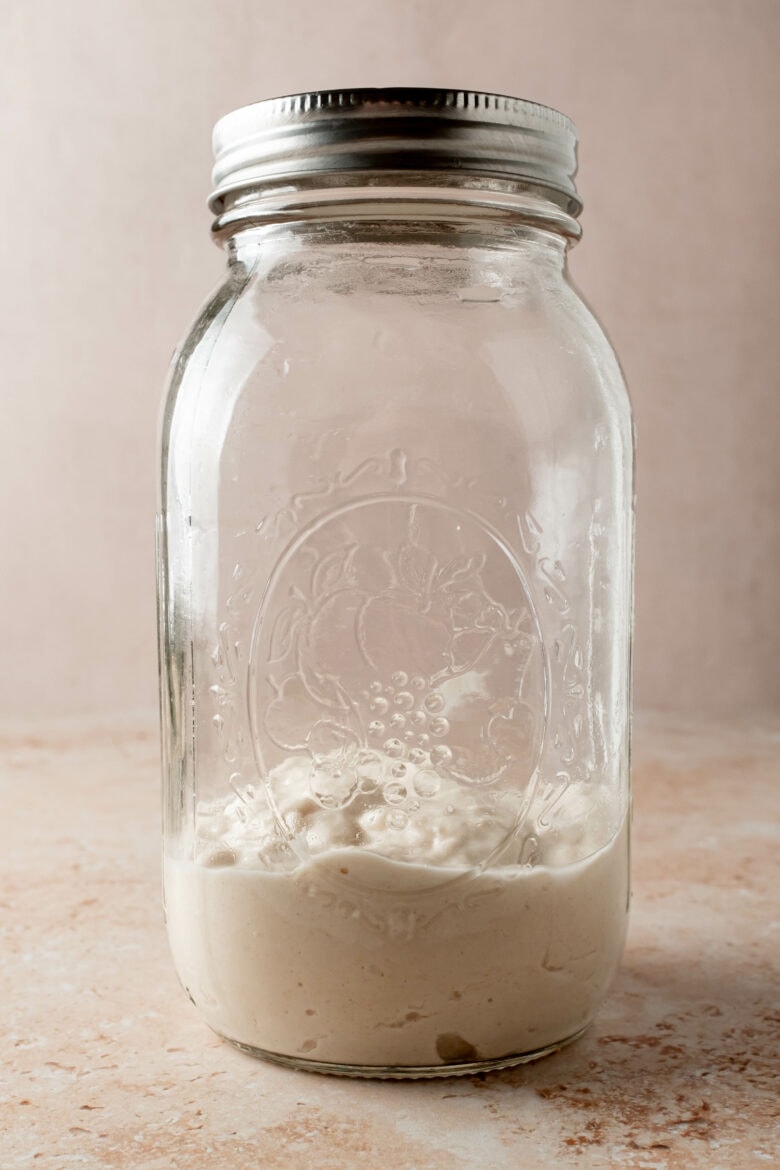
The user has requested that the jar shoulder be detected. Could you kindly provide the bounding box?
[170,254,630,455]
[159,269,250,467]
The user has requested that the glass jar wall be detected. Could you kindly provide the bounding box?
[158,89,634,1078]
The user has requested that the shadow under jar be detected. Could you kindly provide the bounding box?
[157,88,634,1078]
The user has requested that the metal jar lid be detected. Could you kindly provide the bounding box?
[210,88,581,216]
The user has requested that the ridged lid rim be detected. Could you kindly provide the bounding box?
[210,87,581,215]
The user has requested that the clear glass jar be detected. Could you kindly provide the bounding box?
[158,89,634,1078]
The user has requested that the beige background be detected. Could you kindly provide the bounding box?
[1,0,778,719]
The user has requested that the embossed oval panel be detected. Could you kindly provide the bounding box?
[248,498,547,861]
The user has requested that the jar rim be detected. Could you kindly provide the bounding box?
[210,88,581,218]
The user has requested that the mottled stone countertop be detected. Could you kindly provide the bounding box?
[1,714,778,1169]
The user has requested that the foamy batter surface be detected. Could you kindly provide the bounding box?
[165,756,628,1070]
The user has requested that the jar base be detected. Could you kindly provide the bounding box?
[221,1025,589,1079]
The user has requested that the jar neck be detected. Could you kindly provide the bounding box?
[225,215,570,284]
[212,172,581,253]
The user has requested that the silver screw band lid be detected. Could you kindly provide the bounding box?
[210,88,580,215]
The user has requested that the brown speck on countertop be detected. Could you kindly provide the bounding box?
[1,712,778,1168]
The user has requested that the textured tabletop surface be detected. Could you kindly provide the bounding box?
[1,714,778,1169]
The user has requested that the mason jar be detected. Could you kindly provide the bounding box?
[158,88,634,1078]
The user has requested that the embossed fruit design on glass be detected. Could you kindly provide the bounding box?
[158,89,634,1078]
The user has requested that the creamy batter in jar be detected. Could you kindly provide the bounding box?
[165,754,628,1073]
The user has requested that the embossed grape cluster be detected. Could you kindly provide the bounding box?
[351,670,452,806]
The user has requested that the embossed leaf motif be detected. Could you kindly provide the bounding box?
[445,590,484,629]
[396,540,436,596]
[312,544,358,603]
[268,602,306,664]
[449,629,493,673]
[475,605,505,632]
[435,553,486,592]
